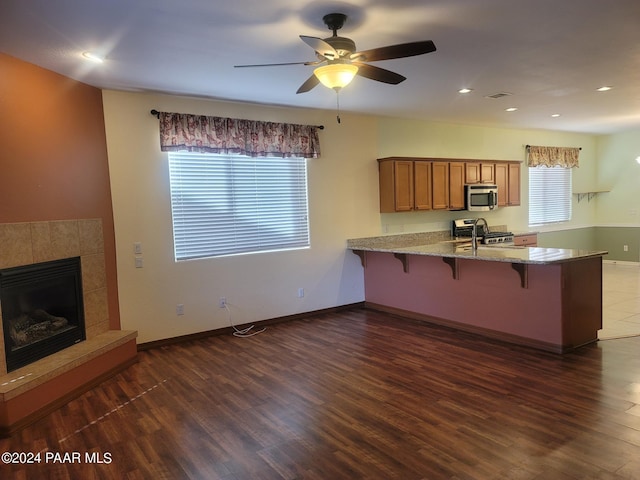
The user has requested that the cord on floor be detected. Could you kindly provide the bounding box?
[224,303,266,338]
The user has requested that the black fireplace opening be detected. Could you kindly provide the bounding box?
[1,257,86,372]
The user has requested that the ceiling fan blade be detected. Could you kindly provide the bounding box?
[296,74,320,94]
[234,60,320,68]
[352,63,406,84]
[351,40,436,62]
[300,35,338,60]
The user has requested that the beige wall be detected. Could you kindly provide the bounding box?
[102,91,380,343]
[375,117,598,235]
[596,129,640,225]
[103,89,611,344]
[594,128,640,261]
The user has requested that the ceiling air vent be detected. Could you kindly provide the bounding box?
[485,92,513,99]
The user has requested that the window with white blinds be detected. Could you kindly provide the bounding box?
[528,165,572,225]
[168,152,310,260]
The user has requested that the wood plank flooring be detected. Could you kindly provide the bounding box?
[1,308,640,479]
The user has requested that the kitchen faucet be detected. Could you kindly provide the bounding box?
[471,218,489,252]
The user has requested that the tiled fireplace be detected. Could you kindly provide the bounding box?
[1,256,86,372]
[0,219,110,374]
[0,219,137,436]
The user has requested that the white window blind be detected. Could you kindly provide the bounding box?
[528,166,572,225]
[168,152,310,260]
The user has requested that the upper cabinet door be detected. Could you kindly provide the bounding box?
[480,163,495,183]
[508,163,521,206]
[431,162,450,210]
[379,159,414,212]
[393,161,414,211]
[495,162,521,206]
[448,162,465,210]
[494,163,508,207]
[414,161,432,210]
[465,163,480,184]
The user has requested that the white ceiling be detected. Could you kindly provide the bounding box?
[2,0,640,134]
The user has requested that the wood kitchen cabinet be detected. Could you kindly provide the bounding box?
[414,161,432,210]
[448,162,465,210]
[495,163,508,207]
[379,159,413,212]
[431,162,449,210]
[379,157,519,212]
[508,163,521,206]
[379,159,432,212]
[495,162,521,206]
[465,162,495,184]
[431,161,465,210]
[514,233,538,247]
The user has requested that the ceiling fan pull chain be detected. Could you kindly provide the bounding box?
[336,89,341,124]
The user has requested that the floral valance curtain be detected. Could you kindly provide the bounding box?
[526,145,580,168]
[157,111,321,158]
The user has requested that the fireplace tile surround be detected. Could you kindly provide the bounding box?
[0,219,114,375]
[0,219,137,435]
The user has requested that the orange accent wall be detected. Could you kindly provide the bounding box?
[0,52,120,329]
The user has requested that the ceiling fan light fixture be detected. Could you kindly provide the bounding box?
[314,63,358,91]
[82,51,104,63]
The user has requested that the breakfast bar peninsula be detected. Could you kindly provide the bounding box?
[348,233,607,353]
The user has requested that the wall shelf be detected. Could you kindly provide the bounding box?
[573,190,609,203]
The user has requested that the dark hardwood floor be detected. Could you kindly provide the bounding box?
[2,308,640,479]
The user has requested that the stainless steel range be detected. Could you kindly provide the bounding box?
[482,231,515,244]
[451,219,514,244]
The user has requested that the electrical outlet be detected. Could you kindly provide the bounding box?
[219,297,227,308]
[624,245,629,252]
[176,304,184,315]
[297,288,304,298]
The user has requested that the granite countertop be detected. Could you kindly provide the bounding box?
[347,234,607,265]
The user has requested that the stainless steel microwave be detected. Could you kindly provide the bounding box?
[465,184,498,211]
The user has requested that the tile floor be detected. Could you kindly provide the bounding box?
[599,261,640,339]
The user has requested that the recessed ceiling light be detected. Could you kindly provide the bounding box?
[596,86,612,92]
[505,107,518,112]
[551,113,561,118]
[82,52,104,63]
[458,88,473,94]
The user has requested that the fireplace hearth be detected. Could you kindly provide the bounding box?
[1,257,86,372]
[0,219,138,437]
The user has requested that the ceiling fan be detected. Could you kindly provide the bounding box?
[234,13,437,94]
